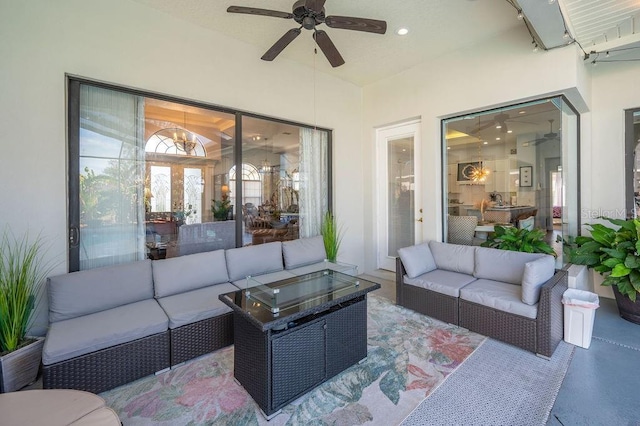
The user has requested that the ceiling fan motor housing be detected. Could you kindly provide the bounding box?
[293,0,325,29]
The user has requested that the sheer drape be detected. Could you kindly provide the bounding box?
[299,128,329,238]
[79,86,145,269]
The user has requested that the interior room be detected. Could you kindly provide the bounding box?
[2,0,640,424]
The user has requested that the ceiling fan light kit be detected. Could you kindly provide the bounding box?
[227,0,387,67]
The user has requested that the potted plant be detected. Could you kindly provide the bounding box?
[211,195,232,221]
[481,225,556,256]
[321,211,343,263]
[0,230,54,392]
[566,217,640,324]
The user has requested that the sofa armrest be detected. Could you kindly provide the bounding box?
[536,269,568,358]
[396,257,407,305]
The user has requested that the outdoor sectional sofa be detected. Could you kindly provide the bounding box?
[42,236,355,394]
[396,241,567,358]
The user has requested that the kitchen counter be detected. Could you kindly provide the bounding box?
[484,205,536,225]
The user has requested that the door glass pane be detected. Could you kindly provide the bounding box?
[443,97,579,265]
[240,117,328,246]
[183,167,202,225]
[79,85,145,270]
[388,137,415,256]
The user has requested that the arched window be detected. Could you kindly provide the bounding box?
[145,128,207,157]
[229,163,262,208]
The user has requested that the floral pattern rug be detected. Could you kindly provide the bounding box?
[101,295,486,425]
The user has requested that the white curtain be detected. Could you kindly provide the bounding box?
[299,128,329,238]
[79,85,145,269]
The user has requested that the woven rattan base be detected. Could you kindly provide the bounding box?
[170,312,234,366]
[42,331,170,394]
[234,296,368,417]
[400,285,459,325]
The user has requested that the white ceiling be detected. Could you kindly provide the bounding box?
[131,0,640,86]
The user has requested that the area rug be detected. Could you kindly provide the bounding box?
[401,339,575,426]
[101,295,486,425]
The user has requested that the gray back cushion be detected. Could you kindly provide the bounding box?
[398,242,437,278]
[474,247,544,285]
[152,249,229,298]
[226,241,284,281]
[521,255,556,305]
[48,260,153,323]
[428,241,475,275]
[282,236,325,269]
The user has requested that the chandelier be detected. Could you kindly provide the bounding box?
[173,112,197,154]
[258,137,273,174]
[469,118,490,183]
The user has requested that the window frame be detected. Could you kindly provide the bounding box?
[67,75,333,271]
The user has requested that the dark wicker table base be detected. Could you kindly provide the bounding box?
[233,296,368,417]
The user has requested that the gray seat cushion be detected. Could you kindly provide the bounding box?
[460,279,538,319]
[43,299,168,365]
[232,270,297,289]
[48,260,154,323]
[397,242,437,278]
[156,283,237,329]
[404,269,478,298]
[428,241,476,275]
[474,247,544,285]
[288,261,357,276]
[282,236,326,269]
[152,249,229,298]
[225,241,284,281]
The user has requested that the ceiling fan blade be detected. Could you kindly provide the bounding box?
[313,30,345,67]
[325,15,387,34]
[227,6,293,19]
[261,28,301,61]
[305,0,326,13]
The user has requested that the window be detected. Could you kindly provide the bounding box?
[68,78,331,271]
[442,96,579,265]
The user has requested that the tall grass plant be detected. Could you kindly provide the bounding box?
[321,211,343,263]
[0,230,52,354]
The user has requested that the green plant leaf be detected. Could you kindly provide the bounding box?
[610,263,631,277]
[587,224,616,247]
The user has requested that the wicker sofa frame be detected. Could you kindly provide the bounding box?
[169,312,234,366]
[42,332,170,394]
[396,257,568,358]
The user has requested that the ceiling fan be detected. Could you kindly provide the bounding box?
[525,119,559,145]
[227,0,387,67]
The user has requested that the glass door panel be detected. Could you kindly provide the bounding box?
[376,122,421,271]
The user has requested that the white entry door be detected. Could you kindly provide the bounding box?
[376,121,422,271]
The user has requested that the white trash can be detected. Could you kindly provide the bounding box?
[562,289,600,349]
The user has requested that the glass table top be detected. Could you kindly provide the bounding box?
[221,269,380,328]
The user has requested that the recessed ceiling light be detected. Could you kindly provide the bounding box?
[447,146,451,150]
[396,28,409,36]
[496,137,501,140]
[483,141,488,145]
[507,130,513,133]
[519,111,526,114]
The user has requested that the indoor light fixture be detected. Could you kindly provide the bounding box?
[259,137,272,174]
[469,120,490,183]
[396,28,409,36]
[173,112,197,154]
[517,10,524,20]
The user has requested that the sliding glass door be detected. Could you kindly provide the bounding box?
[68,78,331,271]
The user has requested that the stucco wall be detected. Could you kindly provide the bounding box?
[0,0,363,334]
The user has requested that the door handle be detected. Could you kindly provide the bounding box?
[417,218,423,222]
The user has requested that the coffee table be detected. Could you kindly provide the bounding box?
[219,269,380,419]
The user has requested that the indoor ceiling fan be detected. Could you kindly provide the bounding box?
[227,0,387,67]
[525,119,559,145]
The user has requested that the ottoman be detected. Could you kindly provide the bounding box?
[0,389,120,425]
